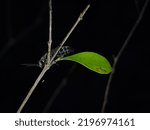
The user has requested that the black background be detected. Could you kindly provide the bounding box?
[0,0,150,112]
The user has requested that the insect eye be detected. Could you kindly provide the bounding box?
[38,53,47,68]
[38,61,43,68]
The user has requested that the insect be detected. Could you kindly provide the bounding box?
[38,46,73,68]
[22,46,73,68]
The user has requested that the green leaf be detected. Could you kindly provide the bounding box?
[59,52,112,74]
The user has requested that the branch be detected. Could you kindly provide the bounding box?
[42,4,90,113]
[17,3,90,113]
[49,4,90,64]
[17,0,53,113]
[17,65,49,113]
[101,0,149,113]
[47,0,52,65]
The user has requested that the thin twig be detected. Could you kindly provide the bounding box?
[49,4,90,64]
[101,0,149,113]
[17,0,53,113]
[47,0,52,65]
[17,65,49,113]
[17,3,90,112]
[43,4,90,112]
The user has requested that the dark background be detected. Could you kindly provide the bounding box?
[0,0,150,113]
